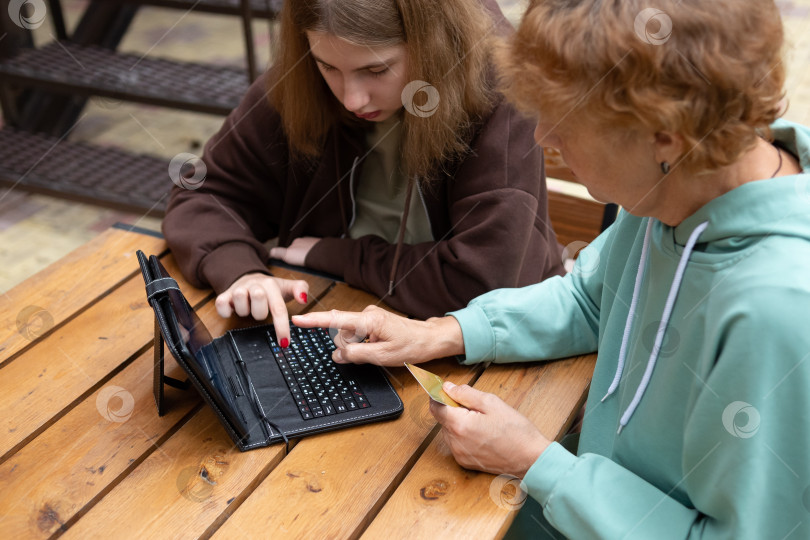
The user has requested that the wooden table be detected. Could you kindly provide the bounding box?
[0,225,596,539]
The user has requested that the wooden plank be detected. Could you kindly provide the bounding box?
[0,255,203,462]
[211,362,478,540]
[361,354,596,540]
[210,285,482,539]
[0,269,335,539]
[0,347,201,539]
[0,254,333,462]
[0,227,166,366]
[54,280,340,539]
[59,401,289,540]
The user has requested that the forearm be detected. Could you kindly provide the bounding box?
[448,274,601,365]
[163,193,273,291]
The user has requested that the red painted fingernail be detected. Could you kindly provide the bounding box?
[300,292,308,303]
[281,337,289,348]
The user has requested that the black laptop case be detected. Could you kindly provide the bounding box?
[137,250,403,451]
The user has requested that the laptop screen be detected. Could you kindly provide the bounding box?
[154,259,212,357]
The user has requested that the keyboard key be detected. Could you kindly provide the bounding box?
[270,327,370,420]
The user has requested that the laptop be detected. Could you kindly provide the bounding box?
[137,250,403,451]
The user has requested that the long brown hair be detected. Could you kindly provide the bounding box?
[270,0,495,178]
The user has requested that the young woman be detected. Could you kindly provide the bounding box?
[162,0,564,347]
[294,0,810,537]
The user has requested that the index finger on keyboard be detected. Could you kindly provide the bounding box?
[293,310,363,333]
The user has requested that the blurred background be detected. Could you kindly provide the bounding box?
[0,0,808,292]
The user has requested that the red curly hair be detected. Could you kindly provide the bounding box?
[499,0,787,173]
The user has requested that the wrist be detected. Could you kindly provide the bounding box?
[242,271,271,279]
[201,243,270,293]
[231,270,272,286]
[422,316,465,360]
[518,434,551,478]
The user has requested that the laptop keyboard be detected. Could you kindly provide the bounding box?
[268,326,370,420]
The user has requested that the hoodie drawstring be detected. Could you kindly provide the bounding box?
[604,219,710,434]
[335,136,350,236]
[602,218,655,402]
[347,157,360,232]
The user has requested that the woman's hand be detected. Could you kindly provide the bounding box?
[269,237,321,267]
[431,382,550,478]
[215,272,309,347]
[292,306,465,366]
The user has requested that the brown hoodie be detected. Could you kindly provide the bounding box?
[162,1,565,319]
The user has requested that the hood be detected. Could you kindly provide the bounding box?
[674,119,810,247]
[603,118,810,432]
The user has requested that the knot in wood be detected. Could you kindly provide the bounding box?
[420,479,449,500]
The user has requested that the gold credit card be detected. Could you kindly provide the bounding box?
[404,363,461,407]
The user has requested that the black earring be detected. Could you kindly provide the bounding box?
[661,162,671,174]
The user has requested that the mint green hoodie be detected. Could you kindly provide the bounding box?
[450,120,810,539]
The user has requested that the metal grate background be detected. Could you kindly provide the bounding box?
[0,127,172,215]
[95,0,284,17]
[0,42,251,115]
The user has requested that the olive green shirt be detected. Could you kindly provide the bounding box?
[349,115,433,244]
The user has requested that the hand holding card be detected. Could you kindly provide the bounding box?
[405,363,462,407]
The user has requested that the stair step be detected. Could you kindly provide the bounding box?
[0,127,171,216]
[98,0,284,18]
[0,42,250,115]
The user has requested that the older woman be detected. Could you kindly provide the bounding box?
[295,0,810,537]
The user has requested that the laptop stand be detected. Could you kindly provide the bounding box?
[152,308,190,417]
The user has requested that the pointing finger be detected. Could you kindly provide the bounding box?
[293,310,366,335]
